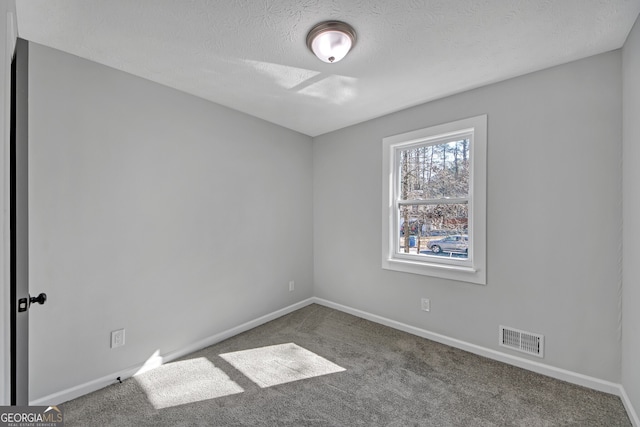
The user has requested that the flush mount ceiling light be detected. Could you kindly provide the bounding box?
[306,21,357,63]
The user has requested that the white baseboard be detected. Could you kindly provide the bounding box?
[30,298,316,406]
[620,385,640,427]
[312,297,623,396]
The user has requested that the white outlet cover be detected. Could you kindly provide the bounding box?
[111,329,125,348]
[421,298,430,312]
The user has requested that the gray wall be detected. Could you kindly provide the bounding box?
[314,51,623,382]
[27,43,313,400]
[623,14,640,419]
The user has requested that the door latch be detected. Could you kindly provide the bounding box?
[17,293,47,312]
[29,293,47,306]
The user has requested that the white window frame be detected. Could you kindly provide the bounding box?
[382,115,487,285]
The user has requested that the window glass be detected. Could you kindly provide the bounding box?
[397,203,468,259]
[398,140,470,200]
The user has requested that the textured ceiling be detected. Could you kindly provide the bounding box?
[15,0,640,137]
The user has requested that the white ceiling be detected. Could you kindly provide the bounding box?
[15,0,640,137]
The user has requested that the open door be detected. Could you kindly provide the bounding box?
[10,35,30,406]
[10,37,46,406]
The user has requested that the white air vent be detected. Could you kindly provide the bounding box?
[499,325,544,358]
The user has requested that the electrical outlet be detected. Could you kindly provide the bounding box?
[289,280,295,292]
[111,329,125,348]
[421,298,430,312]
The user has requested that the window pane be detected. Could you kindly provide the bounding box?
[399,139,470,200]
[397,203,468,259]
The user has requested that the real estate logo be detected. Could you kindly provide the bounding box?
[0,406,63,427]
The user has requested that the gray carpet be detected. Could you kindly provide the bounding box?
[61,304,631,426]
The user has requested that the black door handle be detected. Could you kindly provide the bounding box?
[29,293,47,306]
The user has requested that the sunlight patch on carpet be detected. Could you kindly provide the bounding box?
[219,343,346,388]
[135,357,244,409]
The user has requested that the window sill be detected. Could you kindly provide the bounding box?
[382,257,485,285]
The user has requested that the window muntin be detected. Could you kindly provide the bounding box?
[382,115,486,284]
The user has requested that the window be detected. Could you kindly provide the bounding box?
[382,115,486,284]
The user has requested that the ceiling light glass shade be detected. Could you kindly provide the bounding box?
[307,21,356,63]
